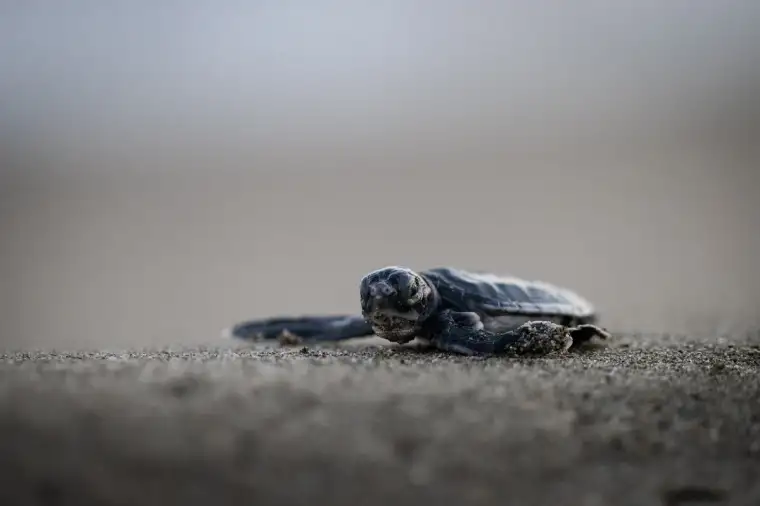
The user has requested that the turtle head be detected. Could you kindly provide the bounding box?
[359,266,438,343]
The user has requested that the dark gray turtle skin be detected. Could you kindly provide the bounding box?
[224,266,610,356]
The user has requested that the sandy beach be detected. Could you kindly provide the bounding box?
[1,332,759,506]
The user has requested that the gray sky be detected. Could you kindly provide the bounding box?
[2,1,759,175]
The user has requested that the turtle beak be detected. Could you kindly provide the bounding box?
[367,282,395,312]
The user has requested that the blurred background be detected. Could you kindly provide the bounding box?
[1,1,758,350]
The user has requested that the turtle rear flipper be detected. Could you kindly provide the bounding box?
[568,324,611,349]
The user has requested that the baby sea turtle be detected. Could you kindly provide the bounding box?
[223,266,610,356]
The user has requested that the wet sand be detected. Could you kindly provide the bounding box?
[1,332,759,506]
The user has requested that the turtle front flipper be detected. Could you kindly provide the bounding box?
[425,310,603,356]
[223,315,374,343]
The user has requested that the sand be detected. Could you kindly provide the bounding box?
[1,332,759,506]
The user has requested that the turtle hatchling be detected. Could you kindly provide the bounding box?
[224,266,610,356]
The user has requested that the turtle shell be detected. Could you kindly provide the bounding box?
[420,267,598,324]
